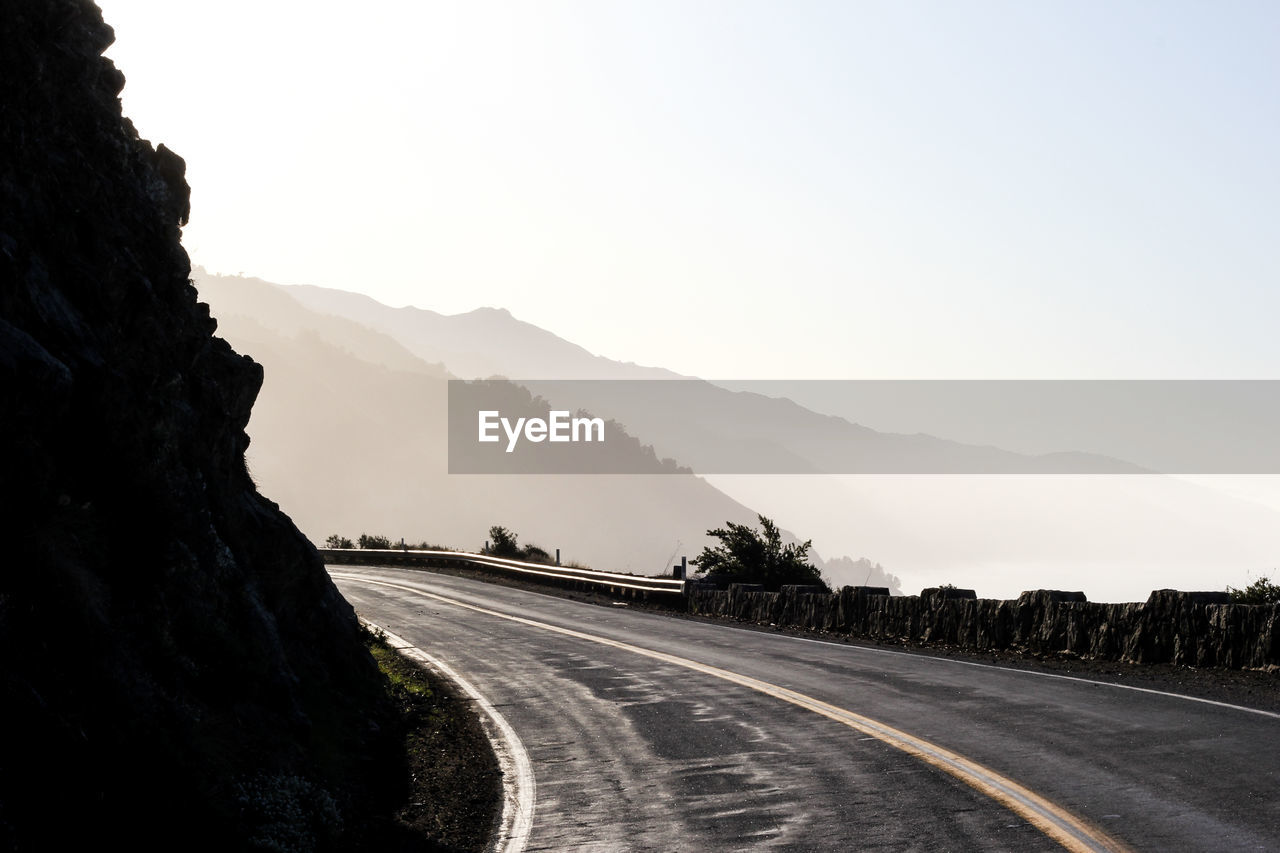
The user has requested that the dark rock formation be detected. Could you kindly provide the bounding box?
[0,2,397,848]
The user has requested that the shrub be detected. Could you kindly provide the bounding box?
[1228,573,1280,604]
[521,544,551,564]
[234,774,342,853]
[487,526,521,558]
[692,514,829,592]
[357,533,392,550]
[324,534,354,549]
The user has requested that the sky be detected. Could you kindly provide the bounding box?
[97,0,1279,381]
[92,0,1280,599]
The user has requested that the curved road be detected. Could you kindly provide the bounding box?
[331,566,1279,852]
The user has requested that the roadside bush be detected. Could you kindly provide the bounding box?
[324,534,354,549]
[357,534,392,550]
[407,541,451,551]
[234,774,342,853]
[521,544,551,564]
[693,514,830,592]
[487,526,521,558]
[485,526,555,563]
[1228,573,1280,604]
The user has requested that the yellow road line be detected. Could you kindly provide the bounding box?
[333,572,1132,853]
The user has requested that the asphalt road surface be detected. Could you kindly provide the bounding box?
[331,566,1280,852]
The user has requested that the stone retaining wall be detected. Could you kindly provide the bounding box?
[687,584,1280,670]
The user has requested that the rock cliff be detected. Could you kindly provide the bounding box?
[0,2,397,848]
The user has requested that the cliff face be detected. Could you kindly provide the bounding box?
[0,2,394,847]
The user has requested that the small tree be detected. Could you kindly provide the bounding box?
[1228,573,1280,604]
[487,526,521,558]
[357,533,392,550]
[324,534,354,549]
[692,515,829,592]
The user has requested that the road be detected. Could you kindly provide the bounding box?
[331,566,1280,852]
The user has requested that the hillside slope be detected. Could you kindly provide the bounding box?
[198,275,771,575]
[219,275,1280,603]
[282,282,1145,476]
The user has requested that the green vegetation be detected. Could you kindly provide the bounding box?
[487,524,555,563]
[361,625,501,851]
[693,514,830,592]
[404,540,450,551]
[521,544,551,563]
[357,533,393,549]
[325,535,455,551]
[487,525,521,558]
[234,774,344,852]
[1228,573,1280,604]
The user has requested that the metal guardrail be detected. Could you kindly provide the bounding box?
[319,548,687,595]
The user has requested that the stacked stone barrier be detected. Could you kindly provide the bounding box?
[325,549,1280,669]
[687,583,1280,670]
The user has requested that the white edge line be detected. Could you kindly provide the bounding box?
[417,566,1280,721]
[744,621,1280,721]
[361,618,535,853]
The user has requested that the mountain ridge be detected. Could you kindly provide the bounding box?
[198,271,1280,602]
[282,279,1148,476]
[196,270,905,592]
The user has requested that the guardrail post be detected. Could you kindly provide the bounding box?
[673,556,686,580]
[556,548,561,566]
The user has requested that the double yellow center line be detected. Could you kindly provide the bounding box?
[332,572,1131,853]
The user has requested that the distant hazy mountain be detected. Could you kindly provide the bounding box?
[201,271,1280,602]
[197,270,899,585]
[205,273,447,376]
[283,281,1145,476]
[286,283,678,381]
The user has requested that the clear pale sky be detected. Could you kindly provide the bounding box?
[97,0,1279,380]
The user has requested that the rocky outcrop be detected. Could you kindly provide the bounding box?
[0,2,397,848]
[688,584,1280,670]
